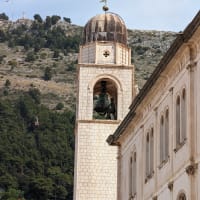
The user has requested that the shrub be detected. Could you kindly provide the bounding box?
[0,55,6,63]
[55,102,64,110]
[0,13,9,20]
[34,14,43,23]
[4,79,11,87]
[28,88,41,104]
[43,67,52,81]
[25,51,36,62]
[8,59,18,69]
[63,17,71,23]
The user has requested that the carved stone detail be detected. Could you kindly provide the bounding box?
[186,61,197,71]
[152,196,157,200]
[168,181,174,191]
[186,163,198,175]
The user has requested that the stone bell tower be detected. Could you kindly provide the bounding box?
[73,11,136,200]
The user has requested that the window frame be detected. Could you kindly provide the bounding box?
[145,127,154,182]
[174,88,187,152]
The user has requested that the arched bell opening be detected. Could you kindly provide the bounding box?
[93,78,117,120]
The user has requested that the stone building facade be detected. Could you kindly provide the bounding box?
[74,8,200,200]
[107,11,200,200]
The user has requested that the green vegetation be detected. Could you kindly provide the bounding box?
[43,67,53,81]
[4,79,11,87]
[0,90,75,200]
[1,14,81,56]
[25,51,36,62]
[8,60,18,69]
[55,102,64,110]
[63,17,71,24]
[0,13,9,20]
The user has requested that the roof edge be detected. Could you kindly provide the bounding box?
[108,10,200,145]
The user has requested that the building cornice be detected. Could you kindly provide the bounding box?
[108,10,200,145]
[78,119,121,124]
[78,63,134,69]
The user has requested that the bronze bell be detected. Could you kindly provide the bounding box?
[94,81,110,113]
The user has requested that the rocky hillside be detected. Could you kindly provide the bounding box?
[0,15,177,110]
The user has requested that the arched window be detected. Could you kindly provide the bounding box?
[150,128,154,174]
[160,109,169,164]
[176,96,181,146]
[176,89,187,149]
[146,128,154,180]
[129,156,133,199]
[181,89,186,140]
[146,133,150,177]
[129,151,137,198]
[160,115,164,163]
[133,152,137,195]
[93,78,117,120]
[150,128,154,173]
[165,109,169,160]
[177,193,186,200]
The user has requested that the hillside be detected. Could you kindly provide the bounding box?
[0,15,177,110]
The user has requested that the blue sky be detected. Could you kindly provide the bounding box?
[0,0,199,31]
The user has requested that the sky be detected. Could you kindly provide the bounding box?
[0,0,199,32]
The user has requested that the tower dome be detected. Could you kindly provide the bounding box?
[83,12,127,45]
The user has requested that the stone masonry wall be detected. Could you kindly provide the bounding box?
[74,121,119,200]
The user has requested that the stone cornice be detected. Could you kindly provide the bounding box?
[78,119,121,124]
[78,63,134,69]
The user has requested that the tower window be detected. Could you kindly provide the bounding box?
[93,78,117,120]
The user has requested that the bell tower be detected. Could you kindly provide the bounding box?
[73,11,136,200]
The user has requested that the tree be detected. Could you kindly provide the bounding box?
[29,177,53,200]
[51,15,61,25]
[45,16,52,29]
[55,102,64,110]
[63,17,71,23]
[28,88,41,104]
[8,59,18,70]
[0,30,7,42]
[0,54,6,63]
[4,79,11,87]
[0,13,9,20]
[43,67,52,81]
[25,51,36,62]
[34,14,43,23]
[53,49,60,58]
[0,95,75,200]
[0,188,24,200]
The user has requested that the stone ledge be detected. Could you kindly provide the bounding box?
[78,63,134,69]
[78,119,121,124]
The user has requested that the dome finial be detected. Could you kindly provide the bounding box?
[100,0,109,12]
